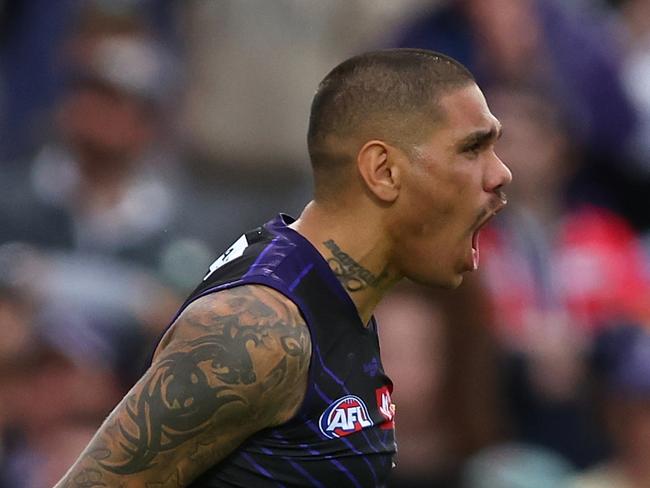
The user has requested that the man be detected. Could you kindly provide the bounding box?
[56,49,511,487]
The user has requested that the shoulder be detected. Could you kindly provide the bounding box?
[156,284,312,425]
[161,285,311,352]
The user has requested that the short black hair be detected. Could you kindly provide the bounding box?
[307,49,475,196]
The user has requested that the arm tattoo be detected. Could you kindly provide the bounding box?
[98,330,248,474]
[56,285,310,486]
[105,287,307,475]
[60,468,110,488]
[323,239,388,292]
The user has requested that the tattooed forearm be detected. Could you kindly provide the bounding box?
[144,469,181,487]
[60,468,109,488]
[323,239,388,292]
[55,285,311,488]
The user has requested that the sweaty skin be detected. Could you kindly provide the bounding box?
[55,285,311,488]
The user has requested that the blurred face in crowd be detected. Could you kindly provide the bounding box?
[57,81,155,169]
[489,89,570,201]
[463,0,543,79]
[0,295,34,365]
[388,84,511,288]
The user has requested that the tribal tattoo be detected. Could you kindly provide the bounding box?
[323,239,388,292]
[55,285,310,487]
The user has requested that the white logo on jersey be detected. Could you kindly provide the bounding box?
[203,234,249,280]
[379,391,392,419]
[319,395,373,439]
[375,385,395,429]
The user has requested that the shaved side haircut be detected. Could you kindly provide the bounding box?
[307,49,475,199]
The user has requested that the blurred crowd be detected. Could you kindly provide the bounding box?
[1,1,650,487]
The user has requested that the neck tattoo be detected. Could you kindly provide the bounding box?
[323,239,388,292]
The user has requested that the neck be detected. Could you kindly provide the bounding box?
[290,200,401,325]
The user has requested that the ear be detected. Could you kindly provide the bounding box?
[356,140,401,203]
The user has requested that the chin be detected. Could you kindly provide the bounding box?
[441,273,465,289]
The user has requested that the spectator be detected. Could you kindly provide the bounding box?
[377,284,450,487]
[479,84,650,467]
[0,277,123,488]
[0,242,181,487]
[0,8,218,290]
[377,276,504,487]
[393,0,637,157]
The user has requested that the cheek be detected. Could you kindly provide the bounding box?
[391,160,479,254]
[404,166,474,230]
[391,174,469,270]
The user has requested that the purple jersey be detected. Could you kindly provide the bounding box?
[164,214,396,487]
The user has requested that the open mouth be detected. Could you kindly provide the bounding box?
[470,198,507,270]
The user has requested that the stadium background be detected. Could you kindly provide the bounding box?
[1,0,650,486]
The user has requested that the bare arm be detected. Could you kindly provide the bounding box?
[55,285,311,488]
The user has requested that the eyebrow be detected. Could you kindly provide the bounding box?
[458,124,503,151]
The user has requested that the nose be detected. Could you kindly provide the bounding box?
[484,154,513,194]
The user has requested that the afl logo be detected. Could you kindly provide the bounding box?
[319,395,373,439]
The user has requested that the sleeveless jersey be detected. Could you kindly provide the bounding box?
[173,214,397,487]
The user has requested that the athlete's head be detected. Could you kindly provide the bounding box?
[307,49,512,288]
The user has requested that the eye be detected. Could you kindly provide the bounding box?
[463,143,482,158]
